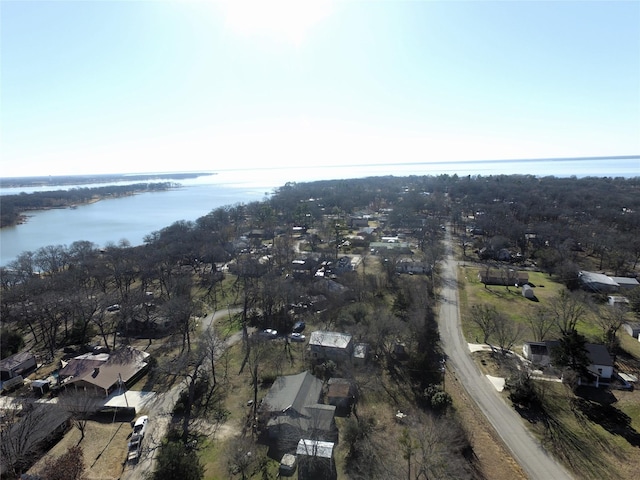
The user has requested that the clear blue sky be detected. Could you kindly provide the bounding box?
[1,0,639,177]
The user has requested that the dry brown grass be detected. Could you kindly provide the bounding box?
[445,368,528,480]
[27,415,132,480]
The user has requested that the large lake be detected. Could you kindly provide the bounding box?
[1,157,638,266]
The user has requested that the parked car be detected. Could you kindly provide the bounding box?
[292,321,306,333]
[132,415,148,437]
[106,304,120,312]
[261,329,278,339]
[288,333,306,342]
[128,415,148,463]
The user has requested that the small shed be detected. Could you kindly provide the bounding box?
[32,379,50,396]
[0,352,37,381]
[352,343,369,365]
[622,323,640,338]
[279,453,297,477]
[608,295,630,307]
[522,284,535,299]
[296,439,336,480]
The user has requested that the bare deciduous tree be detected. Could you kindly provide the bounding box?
[493,312,525,356]
[469,304,496,344]
[58,391,101,445]
[548,289,589,335]
[1,403,68,477]
[525,307,556,342]
[595,304,628,352]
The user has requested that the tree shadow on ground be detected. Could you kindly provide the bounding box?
[573,392,640,447]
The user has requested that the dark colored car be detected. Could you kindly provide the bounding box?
[292,321,306,333]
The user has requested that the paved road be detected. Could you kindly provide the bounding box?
[121,308,243,480]
[438,228,573,480]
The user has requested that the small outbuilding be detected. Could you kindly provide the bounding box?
[296,439,337,480]
[608,295,630,307]
[32,379,50,396]
[622,323,640,338]
[279,453,297,477]
[522,284,535,299]
[0,351,37,381]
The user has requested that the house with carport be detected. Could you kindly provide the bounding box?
[58,346,150,397]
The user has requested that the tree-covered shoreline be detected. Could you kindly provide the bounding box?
[0,182,177,228]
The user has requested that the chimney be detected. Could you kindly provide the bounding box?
[92,367,100,377]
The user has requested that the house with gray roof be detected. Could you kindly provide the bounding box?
[259,371,337,452]
[523,340,614,386]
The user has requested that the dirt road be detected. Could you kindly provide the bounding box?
[439,227,573,480]
[120,308,243,480]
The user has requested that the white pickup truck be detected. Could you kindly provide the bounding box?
[127,416,148,463]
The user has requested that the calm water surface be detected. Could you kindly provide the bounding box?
[0,175,271,266]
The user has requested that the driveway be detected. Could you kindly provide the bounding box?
[439,227,573,480]
[121,308,244,479]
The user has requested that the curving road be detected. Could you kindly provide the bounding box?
[438,227,573,480]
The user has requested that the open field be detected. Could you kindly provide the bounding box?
[458,265,565,342]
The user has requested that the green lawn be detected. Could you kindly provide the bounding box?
[458,266,565,343]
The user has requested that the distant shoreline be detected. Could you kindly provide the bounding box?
[0,172,216,189]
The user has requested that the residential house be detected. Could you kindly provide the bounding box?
[369,241,412,255]
[260,371,337,452]
[522,340,614,386]
[0,352,36,382]
[584,343,615,385]
[396,257,430,275]
[478,269,529,287]
[308,331,354,362]
[59,346,150,397]
[292,258,319,277]
[349,217,370,229]
[578,271,620,293]
[296,439,337,480]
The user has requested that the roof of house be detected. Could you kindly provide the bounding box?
[63,346,150,392]
[296,439,334,459]
[611,276,640,287]
[327,382,351,399]
[269,403,336,433]
[525,340,614,367]
[0,351,35,371]
[309,331,352,349]
[578,271,619,287]
[262,371,323,414]
[585,344,614,367]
